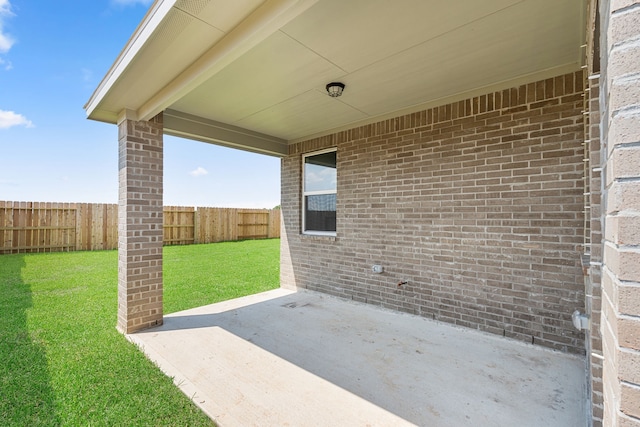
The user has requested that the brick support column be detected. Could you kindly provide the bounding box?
[600,0,640,425]
[117,112,164,334]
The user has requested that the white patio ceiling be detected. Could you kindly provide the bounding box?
[85,0,585,156]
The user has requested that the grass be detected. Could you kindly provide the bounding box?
[0,239,280,426]
[163,239,280,313]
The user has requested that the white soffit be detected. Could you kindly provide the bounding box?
[170,30,348,122]
[190,0,266,33]
[103,7,226,115]
[86,0,585,152]
[333,0,581,118]
[85,0,268,123]
[280,0,523,74]
[113,0,268,114]
[167,0,584,142]
[237,89,369,139]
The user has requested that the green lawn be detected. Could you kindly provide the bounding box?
[0,239,280,426]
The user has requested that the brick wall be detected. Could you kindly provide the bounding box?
[282,71,586,353]
[117,113,164,334]
[587,75,605,425]
[585,1,605,423]
[600,0,640,425]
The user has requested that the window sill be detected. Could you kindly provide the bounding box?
[300,233,337,242]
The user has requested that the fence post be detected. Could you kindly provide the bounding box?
[194,207,199,244]
[0,202,281,253]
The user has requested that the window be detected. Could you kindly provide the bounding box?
[303,149,336,235]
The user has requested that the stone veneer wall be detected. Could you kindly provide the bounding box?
[281,71,587,354]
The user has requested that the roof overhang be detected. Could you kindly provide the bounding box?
[85,0,587,157]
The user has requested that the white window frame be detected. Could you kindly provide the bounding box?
[302,148,337,236]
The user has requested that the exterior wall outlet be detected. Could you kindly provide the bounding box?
[571,310,589,331]
[372,264,384,274]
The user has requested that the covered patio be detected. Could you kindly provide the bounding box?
[128,288,586,426]
[85,0,640,425]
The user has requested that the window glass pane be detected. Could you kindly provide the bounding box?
[305,194,336,232]
[304,151,336,193]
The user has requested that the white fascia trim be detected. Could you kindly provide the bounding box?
[84,0,177,117]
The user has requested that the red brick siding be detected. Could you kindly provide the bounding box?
[282,72,586,354]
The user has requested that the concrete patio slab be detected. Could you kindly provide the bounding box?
[126,288,587,426]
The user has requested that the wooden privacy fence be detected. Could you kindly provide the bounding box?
[0,201,280,254]
[163,206,280,246]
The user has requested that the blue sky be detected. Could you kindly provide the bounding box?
[0,0,280,208]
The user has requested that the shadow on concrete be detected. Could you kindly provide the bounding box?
[0,254,60,425]
[135,289,586,427]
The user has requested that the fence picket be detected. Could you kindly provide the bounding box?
[0,201,279,254]
[0,201,280,254]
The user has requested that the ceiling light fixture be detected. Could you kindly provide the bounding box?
[326,82,345,97]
